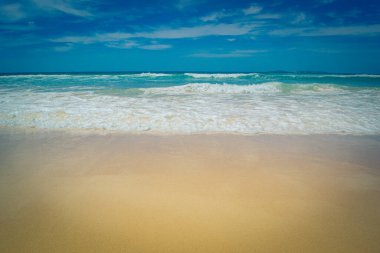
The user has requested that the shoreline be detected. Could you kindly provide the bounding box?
[1,127,380,252]
[2,125,380,137]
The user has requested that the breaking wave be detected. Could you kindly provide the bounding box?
[184,73,259,78]
[1,73,379,134]
[142,82,345,95]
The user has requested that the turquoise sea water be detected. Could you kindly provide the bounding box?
[0,72,379,134]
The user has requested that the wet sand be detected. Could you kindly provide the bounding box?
[0,128,380,252]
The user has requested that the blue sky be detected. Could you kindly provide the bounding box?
[1,0,380,73]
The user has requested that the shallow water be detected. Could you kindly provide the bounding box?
[1,72,379,134]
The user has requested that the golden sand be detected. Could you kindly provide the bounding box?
[0,128,380,252]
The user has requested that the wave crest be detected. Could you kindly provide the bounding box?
[132,72,172,77]
[184,73,259,78]
[142,82,345,95]
[143,82,280,94]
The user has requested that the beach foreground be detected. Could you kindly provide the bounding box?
[0,128,380,253]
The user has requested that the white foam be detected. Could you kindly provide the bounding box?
[132,73,172,77]
[322,74,380,78]
[143,82,282,94]
[184,73,259,78]
[0,85,379,135]
[280,73,380,78]
[0,73,172,80]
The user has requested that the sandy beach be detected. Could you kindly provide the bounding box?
[2,0,380,251]
[0,127,380,252]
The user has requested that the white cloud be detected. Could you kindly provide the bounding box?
[138,44,172,50]
[105,41,171,50]
[268,28,308,36]
[32,0,92,17]
[52,35,94,44]
[200,10,234,22]
[139,23,255,39]
[53,23,256,44]
[200,5,272,22]
[269,24,380,37]
[303,25,380,36]
[255,13,282,19]
[52,32,133,44]
[200,5,279,22]
[190,49,266,58]
[0,3,26,22]
[243,5,262,15]
[0,1,92,24]
[201,13,220,22]
[234,49,267,54]
[106,41,139,49]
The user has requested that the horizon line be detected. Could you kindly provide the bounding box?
[1,70,380,75]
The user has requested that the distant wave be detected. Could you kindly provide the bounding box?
[0,73,174,79]
[275,73,380,78]
[1,73,379,80]
[184,73,259,78]
[130,72,173,77]
[314,74,380,78]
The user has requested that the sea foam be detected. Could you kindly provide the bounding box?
[1,73,379,134]
[184,73,259,78]
[143,82,281,94]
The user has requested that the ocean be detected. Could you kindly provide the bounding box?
[0,72,379,134]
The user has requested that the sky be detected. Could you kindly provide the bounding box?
[0,0,380,73]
